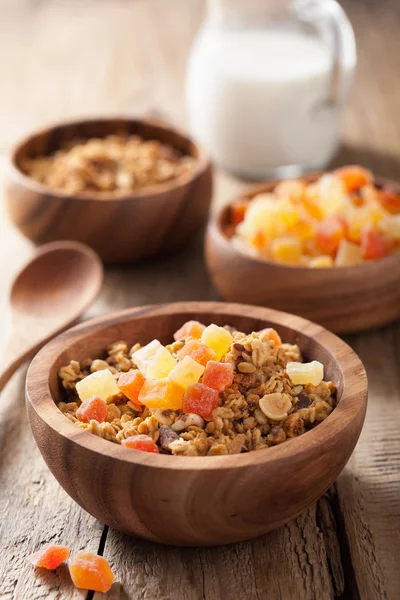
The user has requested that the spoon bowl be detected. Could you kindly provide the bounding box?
[0,241,103,392]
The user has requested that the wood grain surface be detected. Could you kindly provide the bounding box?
[1,0,400,598]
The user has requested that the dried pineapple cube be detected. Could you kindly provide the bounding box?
[76,370,120,404]
[286,361,324,386]
[146,346,177,379]
[132,339,162,375]
[201,325,233,361]
[138,378,184,410]
[335,239,363,266]
[309,255,334,268]
[169,355,205,389]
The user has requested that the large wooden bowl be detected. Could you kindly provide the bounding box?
[26,302,367,546]
[205,177,400,334]
[5,118,213,263]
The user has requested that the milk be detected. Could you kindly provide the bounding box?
[186,28,354,178]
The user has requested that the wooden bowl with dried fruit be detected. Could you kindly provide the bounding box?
[5,118,213,263]
[205,167,400,334]
[26,301,367,546]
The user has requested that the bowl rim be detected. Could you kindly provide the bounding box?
[7,116,211,202]
[210,173,400,273]
[26,301,368,472]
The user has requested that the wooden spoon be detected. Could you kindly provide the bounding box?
[0,241,103,392]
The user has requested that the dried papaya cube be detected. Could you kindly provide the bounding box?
[182,383,219,419]
[287,361,324,386]
[69,551,114,593]
[177,339,217,367]
[76,396,108,423]
[138,378,184,410]
[316,215,346,254]
[270,236,301,264]
[258,328,282,347]
[118,371,145,406]
[169,355,205,389]
[334,165,373,192]
[173,320,206,341]
[360,226,392,260]
[27,543,70,570]
[202,361,233,392]
[146,346,177,379]
[132,340,162,375]
[201,325,233,361]
[76,370,120,404]
[230,201,249,225]
[122,434,159,453]
[378,187,400,214]
[335,240,363,266]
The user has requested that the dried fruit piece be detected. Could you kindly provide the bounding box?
[202,361,234,392]
[182,383,219,419]
[117,371,145,406]
[259,328,282,347]
[334,165,373,192]
[251,230,268,249]
[309,255,334,268]
[377,214,400,241]
[27,544,70,570]
[230,201,249,225]
[178,339,217,366]
[287,361,324,386]
[122,434,159,453]
[169,355,205,389]
[378,187,400,213]
[270,236,302,264]
[201,325,233,361]
[76,396,108,423]
[131,339,162,374]
[146,346,177,379]
[360,226,392,260]
[335,239,363,266]
[138,378,184,410]
[69,551,114,593]
[316,215,346,254]
[275,179,306,202]
[173,320,206,341]
[76,369,120,404]
[259,393,292,421]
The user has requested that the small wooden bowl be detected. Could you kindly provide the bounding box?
[26,302,367,546]
[5,118,213,264]
[205,176,400,334]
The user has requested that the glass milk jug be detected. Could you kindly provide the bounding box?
[186,0,356,179]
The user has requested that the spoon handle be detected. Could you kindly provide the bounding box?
[0,336,37,393]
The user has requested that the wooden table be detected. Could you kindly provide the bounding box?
[1,1,399,598]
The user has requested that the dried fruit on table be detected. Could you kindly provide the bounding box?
[178,339,217,366]
[309,255,334,268]
[69,551,114,593]
[360,226,392,260]
[76,369,120,404]
[202,361,234,392]
[259,393,292,421]
[316,215,346,254]
[169,355,205,389]
[132,340,176,378]
[27,543,70,570]
[287,361,324,386]
[173,320,206,341]
[201,324,233,361]
[378,214,400,241]
[270,236,302,264]
[76,396,108,423]
[335,239,363,266]
[118,371,145,406]
[334,165,373,192]
[122,434,159,453]
[258,328,282,347]
[182,383,219,419]
[138,378,184,410]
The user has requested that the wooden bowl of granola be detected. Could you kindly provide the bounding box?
[5,118,213,263]
[26,302,367,546]
[205,173,400,334]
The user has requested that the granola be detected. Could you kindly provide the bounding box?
[57,321,336,456]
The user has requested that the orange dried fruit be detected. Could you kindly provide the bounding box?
[182,383,219,419]
[230,201,249,225]
[177,339,217,367]
[121,434,159,453]
[69,551,115,593]
[316,215,346,254]
[173,320,206,341]
[118,371,145,407]
[202,361,234,392]
[258,328,282,347]
[27,544,70,570]
[334,165,373,193]
[76,396,108,424]
[378,187,400,214]
[360,226,392,260]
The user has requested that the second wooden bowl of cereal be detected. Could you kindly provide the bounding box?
[5,118,213,263]
[206,167,400,334]
[26,301,367,546]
